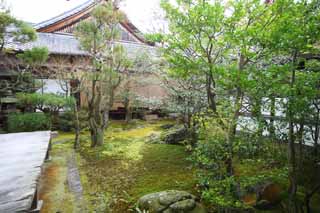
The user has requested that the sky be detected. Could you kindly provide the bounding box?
[4,0,164,33]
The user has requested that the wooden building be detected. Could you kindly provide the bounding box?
[1,0,167,121]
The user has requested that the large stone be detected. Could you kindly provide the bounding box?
[137,190,206,213]
[169,199,196,211]
[162,127,189,145]
[138,192,168,212]
[160,124,175,130]
[254,182,283,210]
[145,114,159,121]
[159,190,196,206]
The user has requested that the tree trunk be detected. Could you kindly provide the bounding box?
[95,126,104,146]
[225,54,245,176]
[73,102,80,150]
[288,52,298,213]
[125,108,132,123]
[206,74,217,112]
[314,107,320,155]
[90,121,105,147]
[270,96,276,139]
[298,122,304,170]
[253,97,263,138]
[124,100,132,123]
[305,184,320,213]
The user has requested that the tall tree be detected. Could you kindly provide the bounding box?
[75,1,130,147]
[265,1,320,210]
[159,0,286,175]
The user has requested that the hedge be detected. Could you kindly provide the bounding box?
[7,113,51,132]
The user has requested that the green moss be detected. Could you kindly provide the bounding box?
[39,136,77,213]
[40,120,196,212]
[129,144,198,199]
[77,120,197,212]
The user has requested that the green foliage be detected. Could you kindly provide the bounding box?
[0,4,36,52]
[16,92,75,113]
[17,47,49,66]
[57,110,88,132]
[193,130,227,176]
[7,112,51,132]
[201,167,288,211]
[201,176,250,211]
[75,1,124,52]
[192,119,290,210]
[11,21,37,43]
[77,120,197,211]
[75,1,131,147]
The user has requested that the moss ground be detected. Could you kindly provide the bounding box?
[40,120,198,212]
[79,120,198,212]
[39,120,320,212]
[39,135,76,213]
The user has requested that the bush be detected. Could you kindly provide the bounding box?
[7,113,51,132]
[56,110,88,132]
[16,92,75,113]
[56,111,74,132]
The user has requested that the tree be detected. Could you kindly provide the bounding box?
[158,0,320,211]
[52,56,89,149]
[264,2,320,210]
[158,0,229,113]
[159,0,286,175]
[75,1,131,147]
[0,1,39,94]
[0,1,36,53]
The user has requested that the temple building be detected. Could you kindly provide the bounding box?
[0,0,167,122]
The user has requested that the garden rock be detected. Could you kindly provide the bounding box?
[160,124,175,130]
[145,114,159,121]
[137,190,206,213]
[148,133,163,144]
[254,182,283,210]
[162,127,188,145]
[50,131,59,138]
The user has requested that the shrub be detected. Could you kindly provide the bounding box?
[56,110,88,132]
[7,113,51,132]
[55,111,74,132]
[16,92,75,113]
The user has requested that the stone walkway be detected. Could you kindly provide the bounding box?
[67,150,86,212]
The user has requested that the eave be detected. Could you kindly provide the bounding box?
[34,0,150,45]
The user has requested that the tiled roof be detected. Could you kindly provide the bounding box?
[8,33,88,55]
[32,0,148,44]
[33,0,95,30]
[7,32,157,58]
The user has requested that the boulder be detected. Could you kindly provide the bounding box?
[162,127,189,145]
[137,190,206,213]
[148,133,163,144]
[254,182,283,210]
[169,199,196,211]
[160,124,175,130]
[145,114,159,121]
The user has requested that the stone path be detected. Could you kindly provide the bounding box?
[67,151,85,209]
[50,138,86,212]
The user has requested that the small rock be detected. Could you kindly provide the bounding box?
[50,131,59,139]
